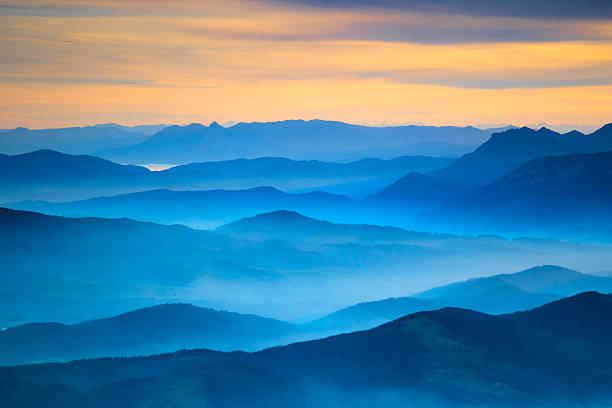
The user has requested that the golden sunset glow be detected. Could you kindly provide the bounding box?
[1,0,612,128]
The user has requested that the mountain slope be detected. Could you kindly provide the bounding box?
[0,149,149,182]
[365,171,471,212]
[424,150,612,238]
[436,123,612,185]
[6,187,356,228]
[0,304,298,365]
[165,155,453,180]
[0,149,152,201]
[3,293,612,407]
[0,150,453,201]
[0,207,332,327]
[495,265,612,295]
[0,125,151,155]
[2,206,611,329]
[311,265,612,333]
[216,210,448,244]
[4,265,605,366]
[98,119,490,163]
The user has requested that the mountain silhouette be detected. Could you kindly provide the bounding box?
[0,303,298,365]
[0,124,153,155]
[0,150,452,201]
[424,150,612,239]
[6,187,356,229]
[97,119,491,163]
[435,123,612,185]
[217,210,448,244]
[3,293,612,407]
[365,171,471,212]
[0,149,149,181]
[0,149,152,201]
[3,206,608,329]
[0,207,333,327]
[5,263,605,366]
[309,265,610,333]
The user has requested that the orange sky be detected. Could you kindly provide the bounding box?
[1,0,611,129]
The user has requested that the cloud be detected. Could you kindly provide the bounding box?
[274,0,612,19]
[183,14,612,44]
[0,4,122,18]
[0,76,155,86]
[353,62,612,89]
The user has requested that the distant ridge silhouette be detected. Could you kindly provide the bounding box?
[97,119,492,163]
[436,123,612,185]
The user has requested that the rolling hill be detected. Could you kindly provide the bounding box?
[5,187,356,229]
[5,265,608,365]
[0,304,298,365]
[2,292,612,407]
[0,206,334,327]
[309,265,612,333]
[216,210,450,244]
[0,150,453,201]
[3,206,611,328]
[0,149,153,201]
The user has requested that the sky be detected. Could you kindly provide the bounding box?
[1,0,612,129]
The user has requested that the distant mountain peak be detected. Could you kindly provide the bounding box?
[250,210,310,221]
[435,122,612,186]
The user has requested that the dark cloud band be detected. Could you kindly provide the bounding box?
[275,0,612,19]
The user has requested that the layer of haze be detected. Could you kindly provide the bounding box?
[1,0,612,128]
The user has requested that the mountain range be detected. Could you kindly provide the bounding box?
[5,187,355,229]
[2,264,611,366]
[436,123,612,185]
[421,150,612,239]
[3,292,612,407]
[11,147,612,240]
[0,149,452,201]
[97,120,493,163]
[309,265,612,332]
[3,206,610,327]
[0,124,157,155]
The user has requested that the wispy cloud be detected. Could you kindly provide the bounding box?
[0,76,155,85]
[273,0,612,19]
[0,4,122,18]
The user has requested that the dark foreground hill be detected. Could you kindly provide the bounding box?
[5,265,611,365]
[2,292,612,407]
